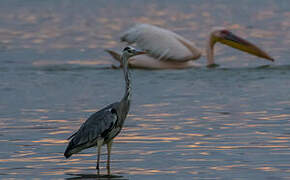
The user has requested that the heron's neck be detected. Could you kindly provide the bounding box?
[121,54,131,103]
[206,34,216,66]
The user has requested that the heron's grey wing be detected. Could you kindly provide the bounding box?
[121,24,201,62]
[64,103,118,158]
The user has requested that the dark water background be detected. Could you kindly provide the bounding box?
[0,0,289,179]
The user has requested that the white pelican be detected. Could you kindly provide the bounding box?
[106,24,274,69]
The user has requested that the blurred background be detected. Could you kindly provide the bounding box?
[0,0,289,179]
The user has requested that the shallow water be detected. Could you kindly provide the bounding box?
[0,0,290,179]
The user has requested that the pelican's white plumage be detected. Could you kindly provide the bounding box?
[121,24,201,62]
[107,24,274,69]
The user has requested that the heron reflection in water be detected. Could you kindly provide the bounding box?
[64,47,146,175]
[106,24,274,69]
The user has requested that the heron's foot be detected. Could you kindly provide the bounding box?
[206,63,220,68]
[96,166,100,175]
[106,165,111,175]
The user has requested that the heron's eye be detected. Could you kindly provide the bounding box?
[111,108,117,114]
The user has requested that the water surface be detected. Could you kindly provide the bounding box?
[0,0,289,179]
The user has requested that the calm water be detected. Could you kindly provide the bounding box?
[0,0,290,179]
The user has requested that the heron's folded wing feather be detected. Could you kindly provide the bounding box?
[67,103,118,149]
[121,24,201,62]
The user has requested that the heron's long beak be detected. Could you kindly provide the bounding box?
[218,32,274,61]
[135,50,146,55]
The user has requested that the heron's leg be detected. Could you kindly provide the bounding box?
[106,140,113,175]
[96,138,104,173]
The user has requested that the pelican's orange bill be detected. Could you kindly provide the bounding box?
[219,30,274,61]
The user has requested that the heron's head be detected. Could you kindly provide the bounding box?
[122,46,146,58]
[210,27,274,61]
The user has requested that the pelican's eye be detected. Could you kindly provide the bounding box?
[220,30,230,36]
[220,30,228,34]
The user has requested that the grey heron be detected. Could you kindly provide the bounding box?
[64,46,146,175]
[106,24,274,69]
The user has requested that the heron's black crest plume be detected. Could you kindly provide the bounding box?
[123,47,130,51]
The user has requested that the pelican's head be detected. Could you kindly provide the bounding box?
[207,27,274,66]
[122,46,146,58]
